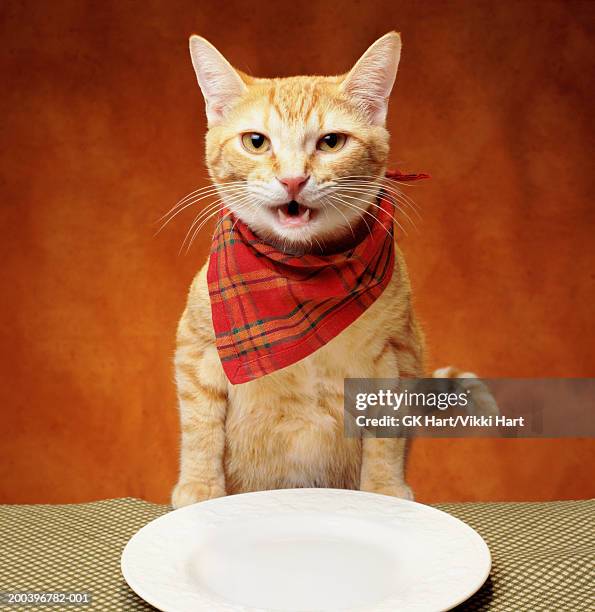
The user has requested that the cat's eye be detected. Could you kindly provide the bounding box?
[241,132,270,154]
[317,133,347,152]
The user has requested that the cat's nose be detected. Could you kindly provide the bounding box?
[277,175,310,200]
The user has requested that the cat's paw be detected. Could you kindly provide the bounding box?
[360,481,414,501]
[433,366,499,417]
[171,480,226,509]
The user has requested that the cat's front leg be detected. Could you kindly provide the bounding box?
[171,309,228,509]
[359,437,413,500]
[359,332,420,500]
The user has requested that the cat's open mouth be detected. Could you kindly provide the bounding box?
[275,200,314,228]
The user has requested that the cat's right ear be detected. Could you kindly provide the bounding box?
[189,35,247,127]
[340,32,402,126]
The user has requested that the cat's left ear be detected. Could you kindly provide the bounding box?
[189,35,247,126]
[340,32,402,126]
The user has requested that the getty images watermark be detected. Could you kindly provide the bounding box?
[344,378,595,438]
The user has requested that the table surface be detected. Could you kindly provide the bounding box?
[0,497,593,611]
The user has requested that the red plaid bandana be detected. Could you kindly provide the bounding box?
[208,170,429,384]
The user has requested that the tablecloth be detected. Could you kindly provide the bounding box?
[0,497,592,611]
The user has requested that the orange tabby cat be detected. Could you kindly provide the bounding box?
[172,32,429,508]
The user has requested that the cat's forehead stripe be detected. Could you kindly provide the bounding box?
[269,80,320,125]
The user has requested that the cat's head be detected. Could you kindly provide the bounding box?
[189,32,401,251]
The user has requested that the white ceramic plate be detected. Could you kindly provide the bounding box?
[121,488,490,612]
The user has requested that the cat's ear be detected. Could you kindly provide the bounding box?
[340,32,402,126]
[189,35,247,126]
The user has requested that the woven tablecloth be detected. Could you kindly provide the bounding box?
[0,497,593,611]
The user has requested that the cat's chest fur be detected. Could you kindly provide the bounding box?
[222,269,407,493]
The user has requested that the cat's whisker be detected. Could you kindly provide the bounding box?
[156,181,245,223]
[179,201,227,254]
[379,196,418,231]
[157,187,220,223]
[328,190,403,228]
[321,195,356,238]
[217,210,235,234]
[156,185,248,233]
[183,209,233,256]
[230,200,262,235]
[156,196,227,237]
[337,173,421,185]
[334,188,419,231]
[183,206,231,255]
[334,176,423,218]
[332,186,422,225]
[180,192,251,250]
[340,177,421,219]
[228,202,258,235]
[157,181,248,224]
[157,192,247,237]
[327,194,399,239]
[183,202,246,252]
[312,235,325,254]
[332,181,422,219]
[328,194,373,238]
[184,195,256,253]
[358,208,373,238]
[340,199,402,239]
[370,187,422,220]
[361,197,411,235]
[173,196,231,241]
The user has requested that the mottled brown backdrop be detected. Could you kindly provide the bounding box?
[1,0,594,503]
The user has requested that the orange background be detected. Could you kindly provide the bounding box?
[1,0,594,504]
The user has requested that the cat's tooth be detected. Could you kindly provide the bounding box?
[301,208,310,221]
[278,207,288,222]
